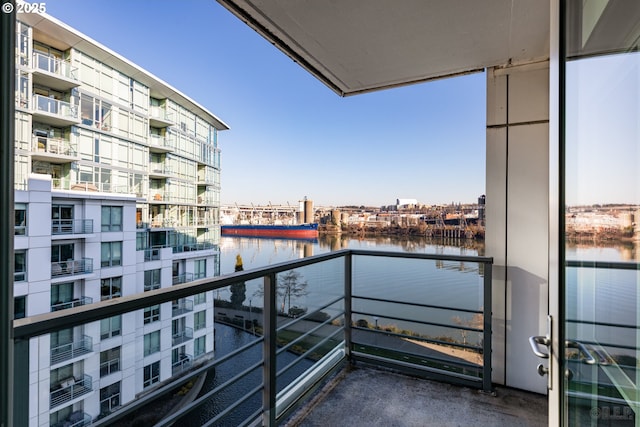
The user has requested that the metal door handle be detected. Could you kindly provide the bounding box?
[529,335,550,359]
[565,340,597,365]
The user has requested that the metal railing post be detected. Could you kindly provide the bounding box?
[262,273,277,426]
[482,261,493,393]
[1,3,15,426]
[344,252,352,360]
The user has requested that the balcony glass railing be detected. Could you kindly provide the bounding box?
[50,374,93,409]
[172,354,192,375]
[172,273,194,285]
[13,250,493,426]
[50,335,93,365]
[172,327,194,346]
[172,299,194,315]
[32,136,77,157]
[51,296,93,312]
[51,258,93,277]
[32,51,78,80]
[33,94,78,120]
[51,219,93,235]
[51,411,91,427]
[143,247,161,262]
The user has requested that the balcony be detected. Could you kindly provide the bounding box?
[51,296,93,312]
[51,411,91,427]
[51,258,93,278]
[50,335,93,365]
[148,134,174,153]
[32,94,79,127]
[148,164,173,179]
[171,353,192,375]
[15,250,506,426]
[143,247,161,262]
[31,136,78,163]
[172,328,193,346]
[31,52,79,91]
[149,106,173,127]
[173,242,217,254]
[172,273,194,285]
[172,298,194,315]
[51,219,93,236]
[50,374,93,409]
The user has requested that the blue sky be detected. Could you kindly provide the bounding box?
[44,0,486,207]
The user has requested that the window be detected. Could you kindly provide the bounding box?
[100,346,120,377]
[144,269,161,291]
[101,241,122,267]
[15,203,26,235]
[144,305,160,324]
[51,243,73,263]
[194,310,206,331]
[194,259,206,279]
[101,206,123,231]
[194,336,206,358]
[14,296,26,319]
[51,282,73,310]
[14,250,26,282]
[143,361,160,388]
[194,292,206,305]
[101,276,122,300]
[100,382,120,415]
[144,331,160,356]
[100,315,121,339]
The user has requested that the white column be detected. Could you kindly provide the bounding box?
[486,61,550,394]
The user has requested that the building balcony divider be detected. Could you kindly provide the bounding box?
[50,335,93,365]
[51,296,93,312]
[32,51,78,81]
[50,374,93,409]
[51,219,93,235]
[171,299,194,316]
[14,250,497,426]
[171,353,193,375]
[171,328,193,346]
[51,258,93,278]
[33,94,78,120]
[32,136,77,157]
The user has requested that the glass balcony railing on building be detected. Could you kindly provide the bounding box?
[51,258,93,277]
[51,219,93,235]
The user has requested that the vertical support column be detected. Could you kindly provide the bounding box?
[482,262,493,393]
[262,273,277,426]
[344,253,352,360]
[0,3,15,427]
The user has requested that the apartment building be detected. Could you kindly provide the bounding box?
[13,11,228,427]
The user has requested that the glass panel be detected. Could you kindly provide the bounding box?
[563,2,640,425]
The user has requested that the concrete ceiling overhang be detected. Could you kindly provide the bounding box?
[217,0,550,96]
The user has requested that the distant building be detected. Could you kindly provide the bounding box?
[396,198,418,209]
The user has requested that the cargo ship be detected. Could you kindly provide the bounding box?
[221,223,319,238]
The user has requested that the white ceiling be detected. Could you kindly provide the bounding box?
[217,0,550,96]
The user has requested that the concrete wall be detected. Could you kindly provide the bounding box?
[486,62,550,394]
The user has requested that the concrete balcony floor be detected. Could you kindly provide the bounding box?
[284,365,548,427]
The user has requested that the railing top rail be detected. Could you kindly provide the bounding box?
[14,249,492,340]
[566,259,639,270]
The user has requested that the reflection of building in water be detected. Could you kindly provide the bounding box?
[566,206,640,240]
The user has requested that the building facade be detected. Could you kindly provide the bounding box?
[13,12,228,426]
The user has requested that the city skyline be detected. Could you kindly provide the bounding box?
[44,0,487,207]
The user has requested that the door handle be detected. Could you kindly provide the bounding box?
[529,335,550,359]
[565,340,597,365]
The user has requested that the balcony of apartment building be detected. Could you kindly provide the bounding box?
[31,92,79,127]
[50,411,92,427]
[50,334,93,366]
[148,132,175,154]
[31,134,79,164]
[148,164,173,180]
[51,258,94,279]
[149,103,174,128]
[30,50,79,92]
[51,218,94,238]
[49,373,94,410]
[171,297,194,314]
[171,352,193,376]
[51,296,93,312]
[171,327,193,347]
